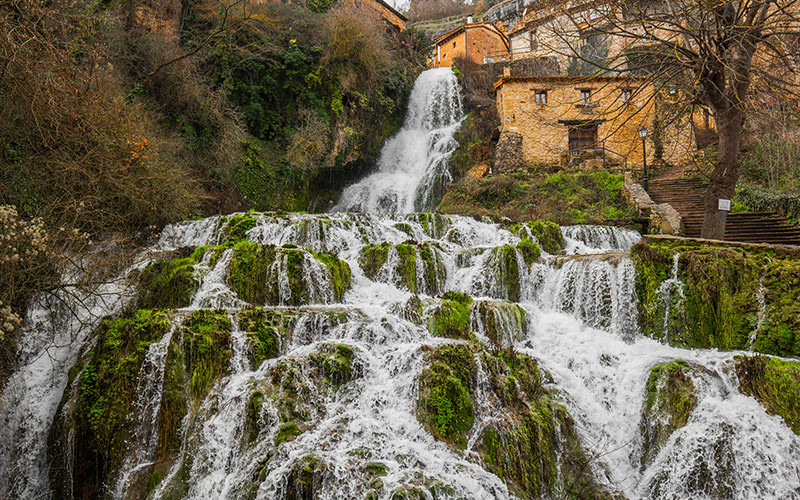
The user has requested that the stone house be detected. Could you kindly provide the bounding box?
[494,73,696,167]
[429,22,510,68]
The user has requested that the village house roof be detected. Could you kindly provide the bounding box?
[494,74,647,89]
[432,22,510,51]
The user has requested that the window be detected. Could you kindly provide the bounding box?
[580,89,592,104]
[529,31,538,51]
[621,88,632,103]
[534,90,548,106]
[453,42,457,48]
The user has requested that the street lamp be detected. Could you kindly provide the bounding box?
[639,126,649,192]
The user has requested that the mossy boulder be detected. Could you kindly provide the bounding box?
[509,221,564,255]
[735,355,800,434]
[640,360,697,468]
[137,247,202,309]
[409,212,450,239]
[309,343,357,390]
[631,239,800,357]
[429,291,474,340]
[220,213,258,246]
[486,245,521,302]
[284,455,327,500]
[227,241,350,305]
[359,240,445,295]
[71,310,172,488]
[516,238,541,266]
[237,307,298,368]
[416,344,476,448]
[181,309,232,399]
[471,300,526,349]
[475,349,617,500]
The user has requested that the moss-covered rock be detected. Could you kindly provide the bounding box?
[220,212,258,246]
[137,248,202,309]
[238,307,294,368]
[227,241,350,305]
[631,239,800,357]
[471,300,526,348]
[181,309,232,399]
[475,349,617,500]
[409,212,450,239]
[509,221,565,255]
[487,245,521,302]
[516,238,541,266]
[284,455,327,500]
[70,310,171,489]
[309,343,357,390]
[416,344,476,449]
[640,360,697,468]
[735,355,800,434]
[429,292,474,340]
[359,240,445,295]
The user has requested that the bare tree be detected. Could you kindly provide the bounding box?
[542,0,800,239]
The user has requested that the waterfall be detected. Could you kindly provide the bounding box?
[332,67,464,215]
[2,69,798,500]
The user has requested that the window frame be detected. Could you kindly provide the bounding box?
[534,89,548,106]
[579,89,592,105]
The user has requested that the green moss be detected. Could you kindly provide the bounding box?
[275,421,302,445]
[181,309,232,399]
[227,241,277,305]
[394,222,414,236]
[365,462,388,476]
[238,308,291,367]
[640,360,697,468]
[418,242,445,295]
[313,251,351,301]
[509,221,564,255]
[390,486,427,500]
[735,355,800,434]
[491,245,521,302]
[472,301,526,348]
[228,242,347,306]
[247,390,266,443]
[417,344,476,448]
[285,455,327,500]
[632,239,800,357]
[413,212,450,239]
[221,212,258,245]
[309,343,355,390]
[76,310,171,475]
[359,242,392,280]
[430,292,474,340]
[137,249,201,309]
[475,349,614,499]
[516,238,541,266]
[395,242,418,292]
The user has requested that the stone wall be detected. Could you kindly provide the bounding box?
[494,130,524,173]
[495,75,696,167]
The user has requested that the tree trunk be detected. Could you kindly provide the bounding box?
[701,107,744,240]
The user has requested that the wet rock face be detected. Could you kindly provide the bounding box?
[639,360,697,469]
[735,355,800,435]
[631,239,800,358]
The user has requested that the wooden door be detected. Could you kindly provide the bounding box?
[568,126,597,154]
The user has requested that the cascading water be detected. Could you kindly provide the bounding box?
[1,69,799,500]
[332,67,463,215]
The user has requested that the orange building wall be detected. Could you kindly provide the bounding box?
[430,25,509,68]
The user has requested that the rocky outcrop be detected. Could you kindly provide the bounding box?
[494,130,524,174]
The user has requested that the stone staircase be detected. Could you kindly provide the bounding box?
[647,177,800,245]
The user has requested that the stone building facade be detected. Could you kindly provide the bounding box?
[495,74,696,166]
[429,23,510,68]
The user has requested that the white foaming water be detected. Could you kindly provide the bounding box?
[332,68,464,215]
